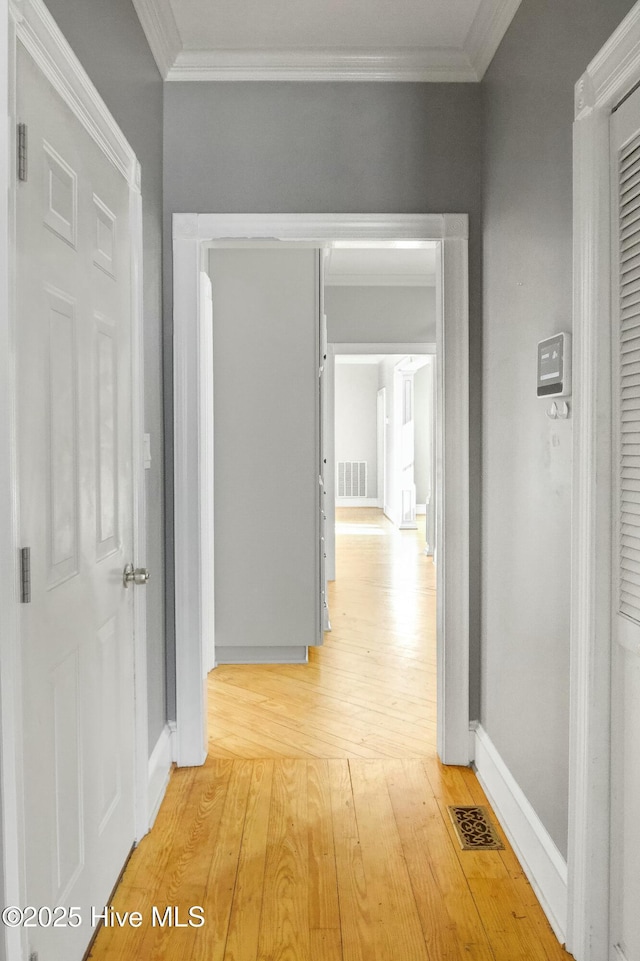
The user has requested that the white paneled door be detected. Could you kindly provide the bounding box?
[16,45,137,961]
[610,85,640,961]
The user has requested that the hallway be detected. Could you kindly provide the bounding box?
[88,510,572,960]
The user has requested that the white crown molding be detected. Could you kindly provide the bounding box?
[464,0,523,80]
[575,1,640,116]
[165,47,479,82]
[130,0,522,83]
[11,0,139,187]
[325,273,435,287]
[131,0,181,79]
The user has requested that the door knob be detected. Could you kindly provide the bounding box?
[123,563,150,588]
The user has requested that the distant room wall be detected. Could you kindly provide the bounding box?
[326,286,435,344]
[335,364,379,500]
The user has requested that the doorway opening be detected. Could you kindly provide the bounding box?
[203,236,442,760]
[330,351,436,688]
[172,214,470,768]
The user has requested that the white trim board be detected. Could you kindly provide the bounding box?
[463,0,522,80]
[0,4,149,959]
[473,726,568,943]
[147,723,175,829]
[569,4,640,961]
[132,0,522,82]
[336,497,379,508]
[173,213,470,768]
[130,0,181,79]
[167,47,479,83]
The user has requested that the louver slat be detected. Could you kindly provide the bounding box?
[622,141,640,173]
[621,202,640,231]
[618,131,640,622]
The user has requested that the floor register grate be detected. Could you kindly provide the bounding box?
[448,805,504,851]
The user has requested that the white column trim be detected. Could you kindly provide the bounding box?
[130,169,150,842]
[172,212,470,767]
[436,224,470,763]
[173,233,208,768]
[570,4,640,959]
[147,723,175,828]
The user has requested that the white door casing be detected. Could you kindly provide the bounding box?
[0,3,148,960]
[377,387,386,511]
[608,84,640,961]
[173,214,470,767]
[325,345,336,582]
[570,4,640,959]
[319,266,330,631]
[425,356,437,556]
[398,367,417,529]
[199,269,215,674]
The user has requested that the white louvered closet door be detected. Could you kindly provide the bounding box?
[610,85,640,961]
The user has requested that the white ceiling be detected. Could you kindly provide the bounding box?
[132,0,522,81]
[325,246,437,287]
[176,0,479,53]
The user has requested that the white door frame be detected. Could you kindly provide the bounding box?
[0,4,148,958]
[173,212,470,767]
[569,4,640,959]
[329,342,435,568]
[377,386,386,510]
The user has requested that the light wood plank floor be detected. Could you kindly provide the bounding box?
[89,509,573,961]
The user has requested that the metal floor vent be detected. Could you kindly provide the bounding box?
[448,805,504,851]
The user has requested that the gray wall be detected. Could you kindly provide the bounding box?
[326,286,436,344]
[45,0,166,750]
[334,364,380,498]
[481,0,637,857]
[164,81,483,717]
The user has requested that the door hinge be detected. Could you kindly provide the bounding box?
[29,951,39,961]
[17,123,27,182]
[20,547,31,603]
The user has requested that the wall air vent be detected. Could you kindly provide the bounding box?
[337,461,367,498]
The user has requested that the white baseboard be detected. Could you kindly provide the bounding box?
[336,497,379,508]
[215,645,308,665]
[147,722,175,829]
[468,719,478,762]
[416,503,427,515]
[472,724,568,944]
